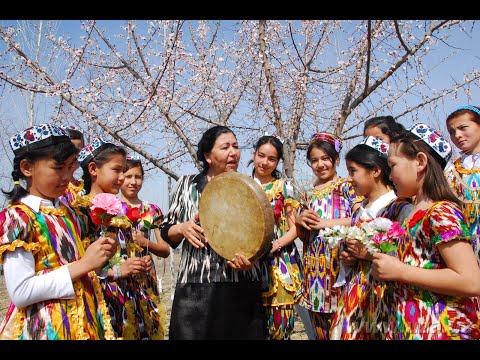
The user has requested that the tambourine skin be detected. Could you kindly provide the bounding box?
[199,172,274,262]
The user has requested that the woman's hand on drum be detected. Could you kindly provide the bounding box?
[227,253,253,271]
[179,213,207,249]
[295,209,321,231]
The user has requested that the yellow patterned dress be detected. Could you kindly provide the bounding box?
[260,178,302,340]
[0,202,114,340]
[445,157,480,263]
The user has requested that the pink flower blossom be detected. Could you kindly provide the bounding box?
[91,193,123,215]
[387,221,406,238]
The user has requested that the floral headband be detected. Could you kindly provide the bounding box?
[309,132,343,153]
[455,105,480,117]
[10,123,70,156]
[360,136,389,157]
[264,131,284,144]
[408,123,452,164]
[126,154,141,162]
[78,137,115,165]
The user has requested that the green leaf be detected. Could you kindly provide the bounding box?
[379,243,397,253]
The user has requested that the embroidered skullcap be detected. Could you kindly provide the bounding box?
[126,154,141,162]
[360,136,389,157]
[408,123,452,165]
[9,123,71,156]
[309,132,343,153]
[78,137,115,165]
[61,124,84,134]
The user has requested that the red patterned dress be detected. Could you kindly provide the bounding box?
[385,201,480,339]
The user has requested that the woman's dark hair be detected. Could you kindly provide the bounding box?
[446,105,480,126]
[363,116,406,140]
[81,145,127,193]
[247,135,284,179]
[125,159,144,177]
[2,141,78,202]
[306,140,339,165]
[345,144,393,188]
[197,125,235,174]
[390,131,460,206]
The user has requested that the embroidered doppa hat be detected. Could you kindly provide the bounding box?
[9,123,71,156]
[309,132,343,153]
[126,154,141,162]
[78,137,115,165]
[408,123,452,166]
[360,136,389,157]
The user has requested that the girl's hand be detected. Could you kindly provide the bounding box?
[179,213,207,249]
[340,250,357,266]
[227,253,254,271]
[132,229,149,248]
[142,255,152,272]
[82,236,116,271]
[295,210,321,231]
[345,238,373,261]
[371,252,404,281]
[270,239,282,254]
[120,257,148,277]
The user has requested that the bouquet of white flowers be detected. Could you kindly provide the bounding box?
[317,217,405,287]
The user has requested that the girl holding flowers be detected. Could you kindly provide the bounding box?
[372,123,480,339]
[330,136,413,340]
[249,134,302,340]
[76,138,165,340]
[120,155,169,320]
[0,124,116,340]
[295,132,363,340]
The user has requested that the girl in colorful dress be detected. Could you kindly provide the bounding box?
[0,124,116,340]
[445,105,480,263]
[295,132,363,340]
[330,136,413,340]
[120,154,169,322]
[249,134,302,340]
[76,138,165,340]
[363,115,406,144]
[372,123,480,340]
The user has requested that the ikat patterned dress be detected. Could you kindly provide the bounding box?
[445,157,480,263]
[330,197,413,340]
[129,202,167,309]
[385,201,480,340]
[296,178,362,339]
[78,196,165,340]
[0,202,115,340]
[260,178,302,340]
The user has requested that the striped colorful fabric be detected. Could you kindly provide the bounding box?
[296,178,362,313]
[0,203,114,340]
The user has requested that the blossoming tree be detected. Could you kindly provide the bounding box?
[0,20,478,186]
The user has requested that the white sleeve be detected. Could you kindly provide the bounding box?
[4,248,76,308]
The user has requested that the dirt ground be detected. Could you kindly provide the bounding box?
[0,248,308,340]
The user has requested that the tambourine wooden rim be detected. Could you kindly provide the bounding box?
[198,171,274,262]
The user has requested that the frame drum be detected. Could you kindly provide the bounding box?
[199,172,274,262]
